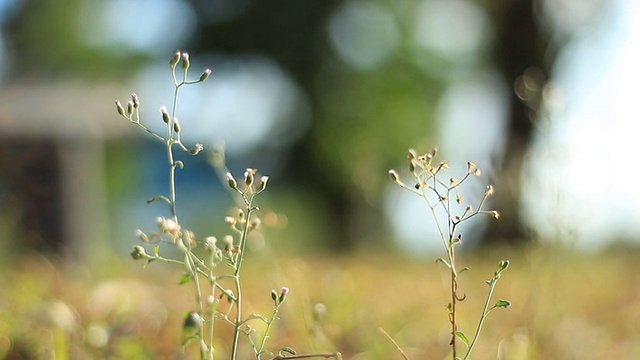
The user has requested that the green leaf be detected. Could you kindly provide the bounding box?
[179,273,191,285]
[455,331,469,347]
[181,312,202,347]
[495,299,511,308]
[280,347,297,355]
[181,333,199,348]
[146,195,171,205]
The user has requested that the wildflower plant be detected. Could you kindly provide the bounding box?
[115,52,341,360]
[388,148,510,360]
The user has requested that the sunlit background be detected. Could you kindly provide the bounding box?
[3,0,635,255]
[1,0,639,358]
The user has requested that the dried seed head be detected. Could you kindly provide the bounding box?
[438,161,449,171]
[485,185,495,196]
[184,230,196,247]
[223,235,234,252]
[204,236,217,252]
[467,161,476,173]
[489,210,500,219]
[248,218,261,230]
[158,217,180,235]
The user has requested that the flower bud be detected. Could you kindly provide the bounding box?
[244,168,256,187]
[279,287,289,303]
[181,52,190,71]
[115,101,126,116]
[173,118,181,133]
[126,101,134,115]
[131,93,140,108]
[131,246,148,260]
[225,173,238,190]
[257,176,269,192]
[190,143,204,155]
[136,229,149,242]
[388,170,400,183]
[169,51,181,67]
[199,69,212,82]
[160,106,171,124]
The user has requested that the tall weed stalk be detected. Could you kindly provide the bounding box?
[389,149,511,359]
[115,52,341,360]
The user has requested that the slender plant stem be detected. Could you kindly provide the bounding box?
[463,280,498,359]
[166,70,210,359]
[256,304,281,359]
[230,193,256,359]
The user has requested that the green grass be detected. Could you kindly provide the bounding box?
[2,244,639,359]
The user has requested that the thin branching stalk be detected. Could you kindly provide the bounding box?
[118,52,341,360]
[230,189,257,359]
[388,149,509,360]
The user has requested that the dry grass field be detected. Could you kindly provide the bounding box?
[2,243,640,359]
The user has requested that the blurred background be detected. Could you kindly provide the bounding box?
[2,0,640,358]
